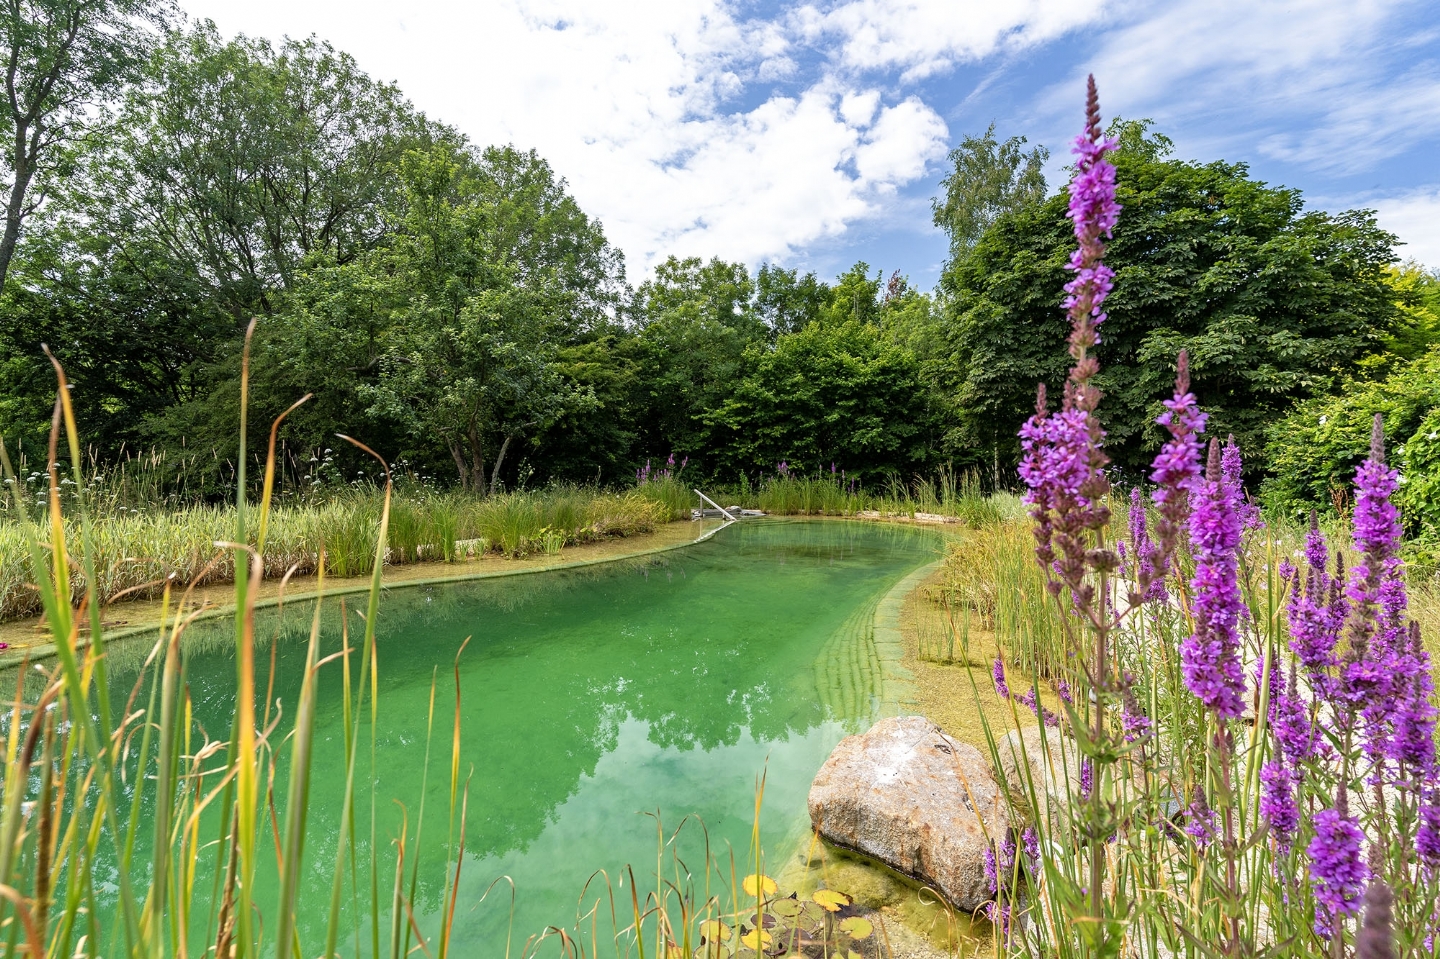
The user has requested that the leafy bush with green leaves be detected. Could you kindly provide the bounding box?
[1262,345,1440,545]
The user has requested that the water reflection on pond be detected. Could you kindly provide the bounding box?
[104,519,942,951]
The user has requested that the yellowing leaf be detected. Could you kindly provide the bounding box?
[839,916,873,940]
[742,874,778,898]
[846,951,865,959]
[740,928,773,950]
[698,919,731,943]
[812,889,851,912]
[666,943,685,959]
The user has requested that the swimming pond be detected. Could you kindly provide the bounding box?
[101,518,942,952]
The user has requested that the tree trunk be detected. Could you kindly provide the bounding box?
[489,433,515,496]
[0,119,38,294]
[467,421,486,494]
[448,440,471,490]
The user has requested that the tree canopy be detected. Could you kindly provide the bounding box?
[0,31,1423,501]
[936,124,1399,476]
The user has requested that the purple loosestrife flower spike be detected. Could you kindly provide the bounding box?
[1185,786,1217,851]
[992,658,1010,700]
[1221,435,1261,531]
[1079,759,1094,801]
[1344,417,1400,692]
[1181,439,1247,719]
[1128,486,1166,603]
[1357,880,1397,959]
[1419,782,1440,866]
[1064,74,1121,368]
[1391,623,1437,775]
[1019,78,1118,601]
[1288,514,1343,686]
[1022,827,1040,871]
[1272,665,1320,762]
[1120,684,1152,743]
[1260,759,1299,853]
[1150,351,1207,589]
[1308,784,1368,938]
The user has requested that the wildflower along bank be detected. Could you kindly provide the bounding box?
[809,78,1440,958]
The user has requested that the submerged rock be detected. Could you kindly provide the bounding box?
[807,716,1008,913]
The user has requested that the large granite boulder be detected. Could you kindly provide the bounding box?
[808,716,1008,913]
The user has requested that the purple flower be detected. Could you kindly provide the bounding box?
[1128,487,1166,603]
[1343,419,1401,685]
[1181,440,1247,719]
[983,845,998,894]
[1079,759,1094,801]
[1288,516,1343,685]
[1390,625,1436,775]
[1056,679,1073,705]
[1022,827,1040,871]
[1342,419,1409,778]
[1016,686,1059,727]
[1272,668,1321,763]
[1308,793,1368,938]
[985,901,1012,938]
[1260,760,1299,852]
[1221,435,1262,531]
[1150,351,1207,588]
[1418,785,1440,866]
[1063,75,1120,349]
[1018,78,1118,603]
[992,658,1010,700]
[1185,786,1217,851]
[1019,392,1105,595]
[1120,689,1152,744]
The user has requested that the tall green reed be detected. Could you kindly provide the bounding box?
[0,343,880,959]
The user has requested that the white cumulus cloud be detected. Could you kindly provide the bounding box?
[178,0,1107,275]
[1370,188,1440,269]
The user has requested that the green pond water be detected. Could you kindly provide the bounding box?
[102,518,941,953]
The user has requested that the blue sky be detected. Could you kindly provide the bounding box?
[181,0,1440,288]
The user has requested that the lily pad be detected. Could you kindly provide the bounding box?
[740,928,773,950]
[743,874,778,898]
[839,916,874,940]
[699,919,731,944]
[812,889,852,912]
[770,897,804,918]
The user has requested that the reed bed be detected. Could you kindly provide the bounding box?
[0,350,896,959]
[0,486,665,621]
[636,466,1014,525]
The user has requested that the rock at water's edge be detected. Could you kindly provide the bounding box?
[808,716,1007,913]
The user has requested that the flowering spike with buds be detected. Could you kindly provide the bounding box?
[1308,783,1368,938]
[1150,351,1206,589]
[1357,879,1396,959]
[1181,439,1246,719]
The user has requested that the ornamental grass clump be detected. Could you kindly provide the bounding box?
[977,77,1440,958]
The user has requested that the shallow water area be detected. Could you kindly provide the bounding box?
[100,518,943,953]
